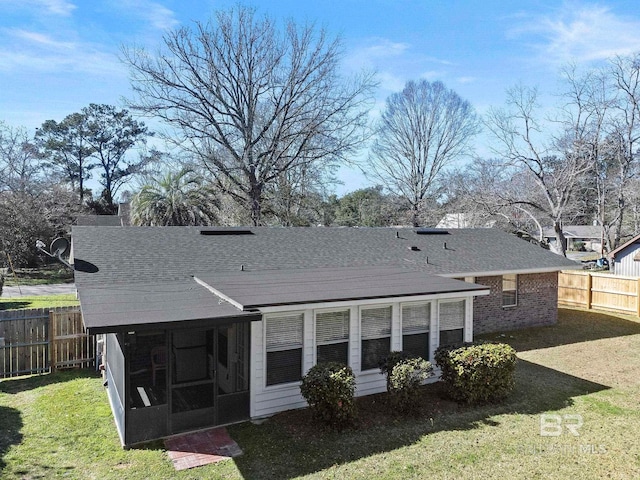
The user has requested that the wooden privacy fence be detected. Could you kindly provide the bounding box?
[558,270,640,316]
[0,307,94,378]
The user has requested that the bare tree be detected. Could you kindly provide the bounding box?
[0,122,81,266]
[486,84,598,256]
[0,122,43,195]
[600,54,640,248]
[367,80,480,226]
[123,6,375,226]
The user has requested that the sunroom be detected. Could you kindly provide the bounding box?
[81,266,488,446]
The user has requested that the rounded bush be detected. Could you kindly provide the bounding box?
[435,342,517,404]
[300,362,356,430]
[379,351,433,413]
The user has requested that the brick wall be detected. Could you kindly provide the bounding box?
[472,272,558,334]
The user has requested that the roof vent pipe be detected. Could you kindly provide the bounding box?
[396,231,399,238]
[240,264,244,271]
[443,242,447,249]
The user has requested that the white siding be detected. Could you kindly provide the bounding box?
[249,294,477,420]
[614,244,640,277]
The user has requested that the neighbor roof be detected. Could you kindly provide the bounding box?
[195,266,487,310]
[76,215,123,227]
[543,225,602,239]
[609,232,640,258]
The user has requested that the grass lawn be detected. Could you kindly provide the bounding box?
[0,294,79,311]
[1,307,640,479]
[2,265,74,287]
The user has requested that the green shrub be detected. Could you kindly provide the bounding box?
[435,342,517,404]
[378,351,413,389]
[300,362,356,430]
[379,351,433,413]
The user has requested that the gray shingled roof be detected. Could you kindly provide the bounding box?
[78,281,258,333]
[195,266,487,309]
[73,226,578,287]
[72,226,578,332]
[76,215,123,227]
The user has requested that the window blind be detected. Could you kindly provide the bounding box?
[402,303,430,333]
[361,306,392,339]
[439,301,465,330]
[316,310,349,343]
[266,313,303,350]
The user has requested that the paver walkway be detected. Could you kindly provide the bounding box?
[164,426,242,471]
[2,283,76,298]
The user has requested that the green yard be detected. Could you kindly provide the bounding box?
[0,294,79,311]
[1,308,639,479]
[2,265,74,287]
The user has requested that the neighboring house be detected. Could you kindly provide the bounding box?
[436,213,495,229]
[75,215,123,227]
[75,203,130,227]
[543,225,603,253]
[71,226,578,446]
[609,233,640,277]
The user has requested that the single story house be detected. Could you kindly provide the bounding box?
[609,233,640,277]
[71,226,578,446]
[543,225,603,253]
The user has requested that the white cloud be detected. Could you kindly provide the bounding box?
[345,38,410,71]
[115,0,179,31]
[10,29,75,50]
[510,3,640,65]
[378,71,406,92]
[0,0,76,16]
[420,70,445,81]
[145,3,179,30]
[0,28,123,76]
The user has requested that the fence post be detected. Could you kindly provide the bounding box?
[637,278,640,318]
[49,310,56,373]
[586,273,593,310]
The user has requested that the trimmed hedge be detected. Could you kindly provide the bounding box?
[435,342,517,404]
[300,362,356,430]
[379,351,433,413]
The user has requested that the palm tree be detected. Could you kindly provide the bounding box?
[131,168,220,226]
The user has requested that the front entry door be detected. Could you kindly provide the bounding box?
[169,322,250,434]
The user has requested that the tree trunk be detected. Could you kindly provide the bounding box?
[250,183,263,227]
[554,221,567,257]
[411,202,420,227]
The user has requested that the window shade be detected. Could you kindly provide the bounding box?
[440,301,465,330]
[316,310,350,343]
[266,313,303,350]
[402,303,430,333]
[361,306,392,339]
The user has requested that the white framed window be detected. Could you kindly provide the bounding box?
[439,300,465,347]
[265,313,303,386]
[502,274,517,307]
[401,302,430,360]
[315,309,349,365]
[360,305,392,371]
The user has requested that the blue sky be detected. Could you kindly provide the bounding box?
[2,0,640,194]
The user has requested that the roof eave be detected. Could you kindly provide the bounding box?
[440,265,580,278]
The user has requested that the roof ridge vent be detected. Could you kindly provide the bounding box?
[415,228,449,235]
[200,228,253,236]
